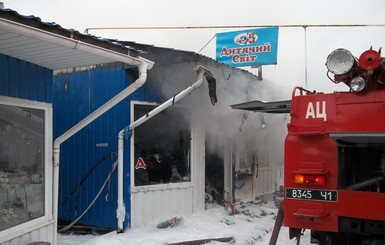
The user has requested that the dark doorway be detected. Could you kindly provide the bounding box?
[205,147,224,205]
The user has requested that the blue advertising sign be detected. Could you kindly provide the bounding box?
[216,27,279,67]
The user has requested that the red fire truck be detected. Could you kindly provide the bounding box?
[232,47,385,245]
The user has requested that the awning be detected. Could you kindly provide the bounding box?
[0,8,153,70]
[231,100,291,113]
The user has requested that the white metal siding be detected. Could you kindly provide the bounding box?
[131,186,194,228]
[191,119,205,213]
[234,168,275,201]
[1,223,54,245]
[254,168,274,194]
[223,142,233,202]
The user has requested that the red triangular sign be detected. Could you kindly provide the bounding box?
[135,157,147,170]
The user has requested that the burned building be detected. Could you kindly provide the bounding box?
[54,42,289,230]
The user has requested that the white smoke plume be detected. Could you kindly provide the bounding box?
[145,59,291,163]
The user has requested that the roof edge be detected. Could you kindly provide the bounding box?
[0,16,154,69]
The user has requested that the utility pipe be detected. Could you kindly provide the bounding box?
[53,61,152,240]
[115,65,215,231]
[117,128,129,232]
[0,18,152,68]
[129,65,214,130]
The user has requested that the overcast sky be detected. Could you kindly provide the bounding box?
[5,0,385,94]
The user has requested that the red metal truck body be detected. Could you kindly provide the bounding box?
[284,88,385,235]
[233,47,385,244]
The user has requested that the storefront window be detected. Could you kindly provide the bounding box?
[0,104,45,231]
[133,104,191,186]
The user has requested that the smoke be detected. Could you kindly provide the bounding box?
[145,60,291,165]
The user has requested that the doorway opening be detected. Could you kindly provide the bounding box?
[205,143,224,206]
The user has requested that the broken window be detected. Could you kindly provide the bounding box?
[133,104,191,186]
[0,104,45,232]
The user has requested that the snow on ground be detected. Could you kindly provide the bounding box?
[58,195,311,245]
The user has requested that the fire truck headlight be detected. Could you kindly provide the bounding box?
[326,48,355,75]
[350,76,366,92]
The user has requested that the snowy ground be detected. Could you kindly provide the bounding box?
[58,195,311,245]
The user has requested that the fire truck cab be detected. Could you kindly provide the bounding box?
[233,47,385,245]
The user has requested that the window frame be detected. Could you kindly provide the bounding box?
[0,96,53,242]
[130,101,193,192]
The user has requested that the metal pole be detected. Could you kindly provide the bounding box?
[304,26,308,89]
[269,201,284,245]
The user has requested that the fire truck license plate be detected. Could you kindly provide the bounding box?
[286,188,338,202]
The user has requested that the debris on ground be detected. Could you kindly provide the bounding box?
[165,237,234,245]
[157,217,183,229]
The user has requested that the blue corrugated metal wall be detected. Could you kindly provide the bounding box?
[53,63,160,229]
[0,53,52,102]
